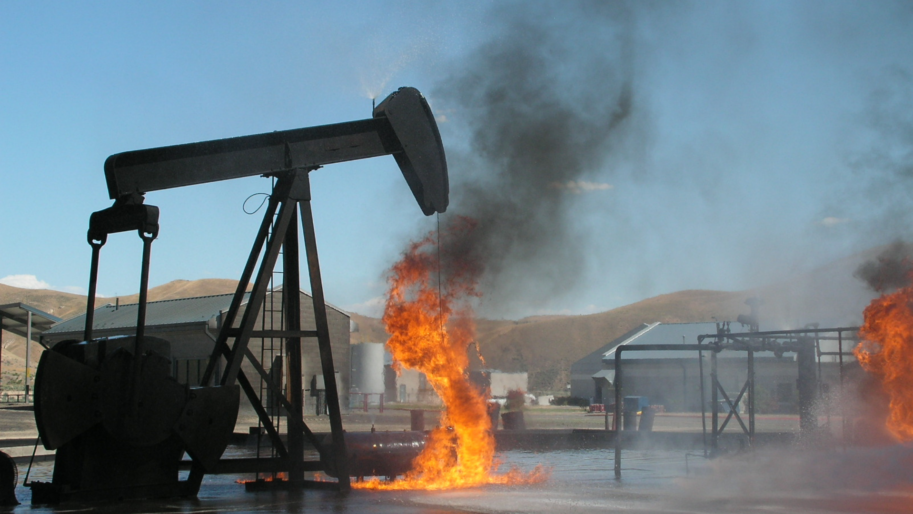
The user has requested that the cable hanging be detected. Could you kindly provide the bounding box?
[437,213,445,344]
[243,192,271,215]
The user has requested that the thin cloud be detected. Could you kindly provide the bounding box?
[549,180,614,194]
[0,274,86,295]
[818,217,850,227]
[0,274,51,289]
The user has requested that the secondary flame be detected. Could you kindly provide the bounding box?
[354,217,547,490]
[236,472,288,484]
[855,273,913,441]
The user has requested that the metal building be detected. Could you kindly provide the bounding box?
[571,321,845,413]
[41,290,351,412]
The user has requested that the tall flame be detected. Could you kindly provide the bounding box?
[354,217,546,490]
[855,274,913,441]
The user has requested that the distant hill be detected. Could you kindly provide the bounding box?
[0,245,885,393]
[477,289,750,392]
[335,247,883,393]
[339,289,748,392]
[0,279,243,384]
[0,284,88,321]
[0,278,244,320]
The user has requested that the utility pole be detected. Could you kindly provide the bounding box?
[25,311,32,401]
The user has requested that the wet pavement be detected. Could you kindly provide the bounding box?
[4,404,909,513]
[8,445,913,513]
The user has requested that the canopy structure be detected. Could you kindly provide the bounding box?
[0,302,61,397]
[591,369,615,386]
[0,302,61,346]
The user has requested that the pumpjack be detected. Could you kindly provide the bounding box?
[29,87,448,502]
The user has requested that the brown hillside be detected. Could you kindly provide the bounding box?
[0,279,243,382]
[478,290,748,392]
[0,283,88,320]
[333,289,749,394]
[472,247,882,392]
[1,279,244,323]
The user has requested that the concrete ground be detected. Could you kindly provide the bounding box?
[3,403,910,513]
[8,445,913,513]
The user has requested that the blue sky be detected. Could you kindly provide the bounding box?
[2,1,912,319]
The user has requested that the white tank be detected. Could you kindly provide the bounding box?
[350,342,385,396]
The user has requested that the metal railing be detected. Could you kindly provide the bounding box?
[0,392,31,404]
[612,325,861,479]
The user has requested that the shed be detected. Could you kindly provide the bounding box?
[41,290,351,412]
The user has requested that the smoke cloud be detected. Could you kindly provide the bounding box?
[432,2,640,315]
[853,240,913,293]
[842,70,913,247]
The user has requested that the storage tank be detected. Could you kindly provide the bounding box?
[350,343,385,405]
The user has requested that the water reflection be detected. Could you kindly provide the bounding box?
[12,447,913,513]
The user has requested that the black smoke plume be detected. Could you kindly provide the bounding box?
[433,2,639,315]
[854,240,913,293]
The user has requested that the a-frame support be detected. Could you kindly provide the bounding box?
[45,87,448,502]
[191,169,350,492]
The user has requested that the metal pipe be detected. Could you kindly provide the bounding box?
[698,340,707,457]
[839,330,846,447]
[84,243,102,341]
[614,348,622,479]
[701,327,861,338]
[615,344,707,352]
[25,311,31,402]
[748,349,755,444]
[711,349,718,453]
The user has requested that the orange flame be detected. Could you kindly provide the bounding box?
[236,472,288,484]
[855,274,913,441]
[354,218,547,490]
